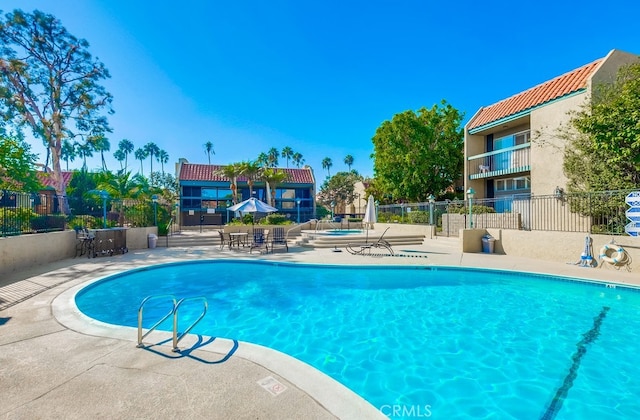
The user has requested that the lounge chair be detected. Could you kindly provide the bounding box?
[250,229,270,254]
[345,227,394,256]
[269,227,288,253]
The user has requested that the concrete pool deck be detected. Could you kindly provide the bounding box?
[1,237,639,419]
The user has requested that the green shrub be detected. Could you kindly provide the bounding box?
[263,213,291,225]
[31,215,66,232]
[407,210,430,224]
[448,204,496,214]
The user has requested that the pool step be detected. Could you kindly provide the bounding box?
[297,233,425,248]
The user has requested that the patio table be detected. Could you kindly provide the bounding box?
[229,232,248,248]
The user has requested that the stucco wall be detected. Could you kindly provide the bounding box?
[529,92,586,197]
[461,228,639,272]
[0,230,76,278]
[0,227,157,278]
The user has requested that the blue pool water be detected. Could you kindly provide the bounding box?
[76,261,640,419]
[320,229,364,236]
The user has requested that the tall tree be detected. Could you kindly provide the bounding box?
[321,157,333,177]
[344,154,354,171]
[158,149,169,175]
[256,152,269,167]
[0,9,113,213]
[267,147,279,167]
[372,100,464,202]
[204,141,215,165]
[216,162,243,204]
[239,160,261,198]
[563,62,640,191]
[61,139,76,171]
[281,146,293,167]
[92,135,110,171]
[114,149,125,171]
[0,130,40,190]
[76,141,93,170]
[144,142,160,174]
[317,171,363,211]
[134,147,147,175]
[292,152,305,168]
[261,167,288,207]
[118,138,134,171]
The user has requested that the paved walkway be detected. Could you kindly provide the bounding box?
[1,237,638,419]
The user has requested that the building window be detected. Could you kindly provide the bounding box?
[493,130,530,150]
[276,188,296,199]
[494,176,530,192]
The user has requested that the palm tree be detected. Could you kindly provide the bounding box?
[114,149,126,171]
[95,170,142,200]
[216,162,243,204]
[92,135,110,171]
[61,140,76,171]
[261,167,289,207]
[204,141,215,164]
[76,142,93,170]
[158,149,169,175]
[118,139,134,171]
[344,154,354,171]
[321,157,333,177]
[267,147,279,167]
[281,146,293,167]
[256,152,269,167]
[144,142,160,175]
[239,160,261,198]
[293,152,305,168]
[134,147,148,175]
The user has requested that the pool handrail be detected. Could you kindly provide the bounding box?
[172,296,208,352]
[137,294,177,348]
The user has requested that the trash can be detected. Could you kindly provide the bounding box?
[482,234,495,253]
[148,234,158,249]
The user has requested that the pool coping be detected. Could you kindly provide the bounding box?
[53,267,386,420]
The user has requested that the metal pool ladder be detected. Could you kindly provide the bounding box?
[137,294,209,352]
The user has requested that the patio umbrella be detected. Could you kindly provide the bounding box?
[228,197,278,214]
[228,197,278,235]
[362,195,376,241]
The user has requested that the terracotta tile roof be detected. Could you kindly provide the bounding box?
[467,58,603,131]
[179,163,315,184]
[37,171,73,189]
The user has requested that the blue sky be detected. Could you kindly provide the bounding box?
[6,0,640,180]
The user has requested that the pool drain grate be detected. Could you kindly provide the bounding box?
[539,306,610,420]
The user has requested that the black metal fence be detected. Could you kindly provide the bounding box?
[1,189,168,237]
[377,189,638,237]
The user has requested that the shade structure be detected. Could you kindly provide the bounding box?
[362,195,376,230]
[228,197,278,214]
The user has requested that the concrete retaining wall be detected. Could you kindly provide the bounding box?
[0,227,157,278]
[461,228,639,272]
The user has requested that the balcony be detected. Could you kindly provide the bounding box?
[468,143,530,180]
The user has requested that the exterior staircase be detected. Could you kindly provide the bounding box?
[162,229,222,248]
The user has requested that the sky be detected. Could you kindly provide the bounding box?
[4,0,640,181]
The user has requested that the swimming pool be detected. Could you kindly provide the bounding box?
[75,261,640,419]
[315,229,364,236]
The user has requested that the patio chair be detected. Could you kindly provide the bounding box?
[269,227,288,253]
[250,229,270,254]
[345,227,394,256]
[217,230,230,249]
